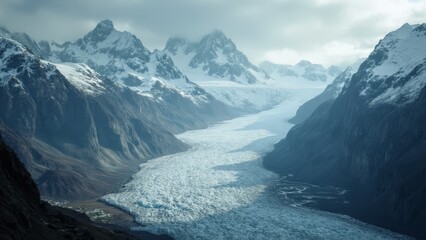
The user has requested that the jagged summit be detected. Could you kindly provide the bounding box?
[83,19,116,43]
[165,30,232,55]
[98,19,114,29]
[209,29,227,37]
[164,29,266,84]
[50,19,154,77]
[354,23,426,106]
[295,60,313,67]
[78,19,148,55]
[195,30,238,59]
[200,30,231,46]
[165,37,189,54]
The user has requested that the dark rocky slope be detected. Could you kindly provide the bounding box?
[0,138,172,240]
[264,23,426,239]
[289,61,361,124]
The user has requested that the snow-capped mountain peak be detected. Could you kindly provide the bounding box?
[66,19,150,63]
[0,37,36,83]
[190,30,253,69]
[197,30,234,51]
[43,20,216,105]
[164,30,267,84]
[369,23,423,78]
[355,23,426,106]
[295,60,312,68]
[83,19,116,43]
[165,37,190,55]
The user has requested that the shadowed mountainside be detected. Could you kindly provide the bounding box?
[0,138,172,240]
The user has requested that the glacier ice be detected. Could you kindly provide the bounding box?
[102,87,408,240]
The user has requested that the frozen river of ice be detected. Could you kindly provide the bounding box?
[102,88,407,239]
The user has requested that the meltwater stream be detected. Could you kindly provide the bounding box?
[102,89,407,240]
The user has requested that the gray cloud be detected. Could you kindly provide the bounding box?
[1,0,425,66]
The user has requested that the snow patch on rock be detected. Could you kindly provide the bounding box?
[53,62,105,95]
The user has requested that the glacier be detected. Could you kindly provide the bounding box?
[102,85,408,239]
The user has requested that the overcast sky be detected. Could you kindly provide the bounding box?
[1,0,425,67]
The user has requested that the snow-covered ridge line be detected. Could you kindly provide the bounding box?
[2,21,326,112]
[53,62,106,95]
[259,60,343,83]
[45,20,214,105]
[163,33,334,111]
[0,37,32,82]
[357,23,426,106]
[0,37,107,96]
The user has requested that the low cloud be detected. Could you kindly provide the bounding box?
[1,0,425,66]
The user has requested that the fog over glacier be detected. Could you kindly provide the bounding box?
[102,86,407,240]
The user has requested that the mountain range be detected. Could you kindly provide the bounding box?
[264,23,426,239]
[48,20,212,106]
[259,60,342,83]
[0,20,235,200]
[163,30,338,111]
[0,20,343,199]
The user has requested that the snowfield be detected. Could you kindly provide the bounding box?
[53,63,106,95]
[102,86,408,239]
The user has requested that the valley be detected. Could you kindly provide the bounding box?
[0,12,425,240]
[102,87,407,239]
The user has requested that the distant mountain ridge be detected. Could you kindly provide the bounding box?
[163,30,310,112]
[259,60,342,82]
